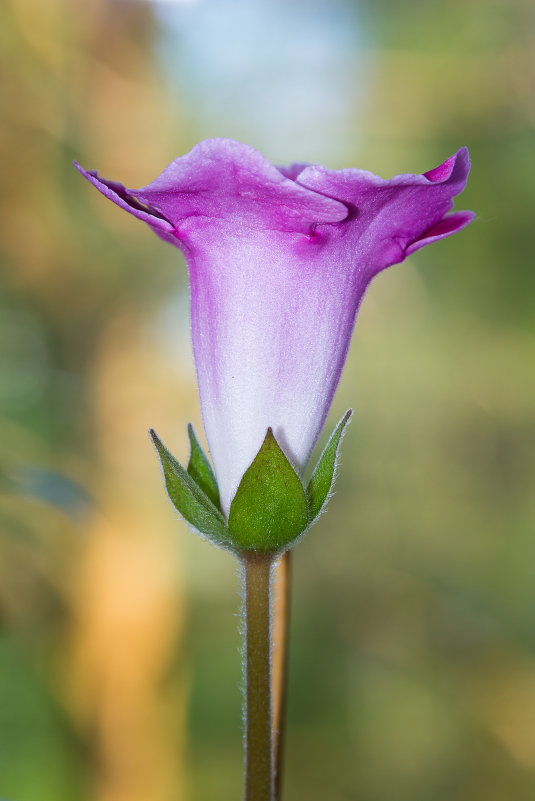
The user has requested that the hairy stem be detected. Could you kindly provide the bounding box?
[272,549,292,801]
[243,551,274,801]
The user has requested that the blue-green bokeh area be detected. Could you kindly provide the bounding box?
[1,0,534,800]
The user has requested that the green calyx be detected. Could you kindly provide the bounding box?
[306,409,353,520]
[150,428,230,549]
[150,410,352,555]
[227,428,309,552]
[187,423,221,509]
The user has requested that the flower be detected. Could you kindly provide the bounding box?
[76,139,473,515]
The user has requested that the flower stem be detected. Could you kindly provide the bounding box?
[243,551,275,801]
[272,549,292,801]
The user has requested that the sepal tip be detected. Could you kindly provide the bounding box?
[150,428,229,549]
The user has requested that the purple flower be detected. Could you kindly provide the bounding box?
[76,139,473,514]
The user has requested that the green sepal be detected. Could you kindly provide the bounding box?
[150,429,230,548]
[187,423,221,510]
[228,428,309,553]
[306,410,353,521]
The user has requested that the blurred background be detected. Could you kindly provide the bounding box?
[0,0,534,799]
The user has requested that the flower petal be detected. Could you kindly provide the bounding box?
[297,147,473,274]
[186,224,365,514]
[134,139,348,238]
[277,162,311,181]
[73,162,177,244]
[405,210,476,255]
[76,140,348,248]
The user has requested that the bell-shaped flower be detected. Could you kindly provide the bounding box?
[76,139,473,518]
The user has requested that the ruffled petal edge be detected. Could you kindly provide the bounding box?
[74,162,176,233]
[405,210,476,256]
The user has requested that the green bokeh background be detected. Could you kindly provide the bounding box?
[1,1,534,800]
